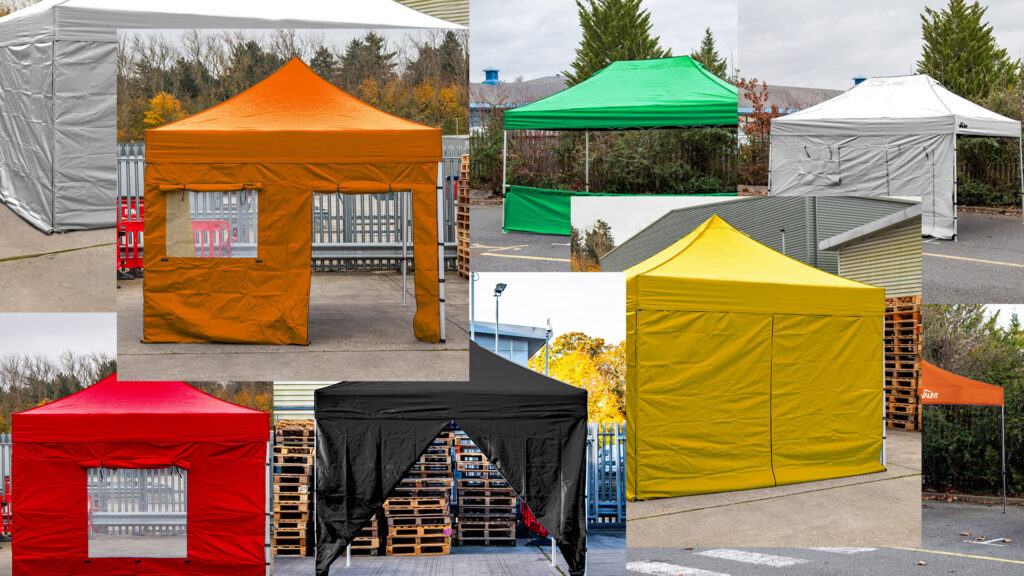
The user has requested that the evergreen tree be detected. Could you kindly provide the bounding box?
[340,32,397,93]
[563,0,670,86]
[310,45,340,84]
[917,0,1020,102]
[690,27,727,79]
[584,219,615,260]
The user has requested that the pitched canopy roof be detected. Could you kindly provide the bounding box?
[919,361,1004,406]
[503,56,739,130]
[0,0,462,44]
[772,74,1021,138]
[14,374,268,443]
[146,58,440,164]
[625,215,883,316]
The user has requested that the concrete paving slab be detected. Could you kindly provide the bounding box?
[470,204,570,272]
[0,206,115,312]
[117,271,469,381]
[627,430,922,548]
[924,212,1024,303]
[274,532,624,576]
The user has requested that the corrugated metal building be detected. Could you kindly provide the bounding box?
[273,382,332,420]
[599,196,919,274]
[819,204,922,298]
[396,0,469,27]
[471,321,548,366]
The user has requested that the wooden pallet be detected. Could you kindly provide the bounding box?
[459,496,516,507]
[387,534,451,546]
[387,514,451,528]
[386,543,451,556]
[389,524,452,537]
[456,156,470,279]
[458,478,509,490]
[399,478,453,489]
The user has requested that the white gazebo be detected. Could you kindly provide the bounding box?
[769,74,1021,240]
[0,0,462,233]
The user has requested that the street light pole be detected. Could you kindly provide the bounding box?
[545,318,552,375]
[469,272,479,340]
[494,283,507,357]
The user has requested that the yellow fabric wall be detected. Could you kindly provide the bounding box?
[626,215,884,500]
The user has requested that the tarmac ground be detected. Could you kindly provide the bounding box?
[628,500,1024,576]
[923,211,1024,303]
[470,204,570,272]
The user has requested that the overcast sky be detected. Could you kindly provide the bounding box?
[739,0,1024,90]
[469,0,737,82]
[471,272,624,344]
[0,314,116,360]
[987,305,1024,328]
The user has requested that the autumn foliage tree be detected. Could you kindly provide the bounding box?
[117,30,468,141]
[737,77,782,186]
[143,92,186,128]
[529,332,624,423]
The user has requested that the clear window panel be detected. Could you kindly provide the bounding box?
[166,189,258,258]
[87,467,188,558]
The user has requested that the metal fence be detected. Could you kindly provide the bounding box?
[87,467,188,539]
[117,142,467,271]
[587,422,626,525]
[0,435,8,495]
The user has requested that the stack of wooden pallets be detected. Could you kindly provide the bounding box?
[381,432,454,556]
[884,295,922,431]
[350,514,382,556]
[456,154,471,278]
[454,431,517,547]
[273,419,316,556]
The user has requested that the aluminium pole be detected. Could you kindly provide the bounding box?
[495,293,500,355]
[265,439,272,576]
[401,190,408,307]
[1002,403,1007,513]
[585,130,590,192]
[437,162,447,343]
[953,136,958,241]
[502,130,508,233]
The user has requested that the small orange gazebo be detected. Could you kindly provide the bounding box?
[143,58,445,345]
[919,360,1006,510]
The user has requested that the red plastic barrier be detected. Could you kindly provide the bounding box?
[117,198,144,271]
[522,501,547,537]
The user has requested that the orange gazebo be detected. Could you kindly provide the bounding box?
[919,360,1006,510]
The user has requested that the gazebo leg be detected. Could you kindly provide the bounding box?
[437,161,447,343]
[346,543,351,567]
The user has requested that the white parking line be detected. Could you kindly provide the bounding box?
[965,537,1007,547]
[627,561,731,576]
[808,547,878,554]
[695,549,810,567]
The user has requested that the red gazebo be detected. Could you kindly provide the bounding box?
[12,374,269,576]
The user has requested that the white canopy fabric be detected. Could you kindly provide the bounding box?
[769,75,1022,240]
[0,0,462,233]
